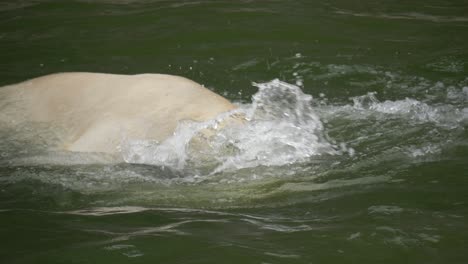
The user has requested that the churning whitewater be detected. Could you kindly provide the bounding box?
[121,79,344,174]
[0,76,465,200]
[1,77,466,178]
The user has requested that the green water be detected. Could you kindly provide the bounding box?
[1,0,467,263]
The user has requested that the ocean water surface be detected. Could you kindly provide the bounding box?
[0,0,467,263]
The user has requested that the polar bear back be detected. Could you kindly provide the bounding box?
[0,72,236,153]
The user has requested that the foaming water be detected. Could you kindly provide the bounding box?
[349,92,466,127]
[0,77,466,208]
[121,79,341,174]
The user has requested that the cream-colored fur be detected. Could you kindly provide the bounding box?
[0,72,236,153]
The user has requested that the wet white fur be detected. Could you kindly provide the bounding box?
[0,72,236,153]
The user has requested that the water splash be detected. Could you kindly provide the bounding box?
[1,76,465,208]
[121,79,339,174]
[349,92,465,128]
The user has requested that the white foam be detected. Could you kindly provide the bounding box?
[347,232,361,240]
[350,92,464,127]
[406,144,441,158]
[368,205,404,215]
[120,79,339,173]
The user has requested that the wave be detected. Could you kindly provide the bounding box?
[348,92,466,128]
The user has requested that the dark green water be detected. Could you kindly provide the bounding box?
[1,0,467,263]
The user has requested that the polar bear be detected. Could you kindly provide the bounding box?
[0,72,237,153]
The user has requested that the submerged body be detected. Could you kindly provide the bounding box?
[0,72,236,153]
